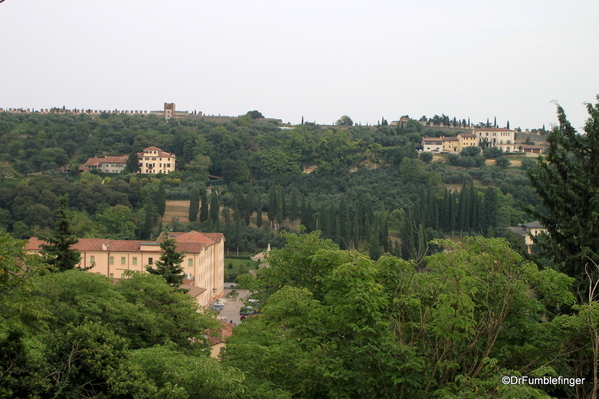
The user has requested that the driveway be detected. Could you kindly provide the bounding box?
[219,284,251,325]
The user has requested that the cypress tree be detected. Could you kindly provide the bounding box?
[210,192,220,225]
[288,187,300,221]
[343,207,351,250]
[334,214,341,247]
[156,181,166,217]
[352,213,360,250]
[256,208,263,228]
[276,186,284,225]
[319,206,329,237]
[188,187,199,223]
[368,218,381,260]
[268,186,276,227]
[246,182,255,213]
[199,189,209,223]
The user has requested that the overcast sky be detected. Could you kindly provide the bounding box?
[1,0,598,129]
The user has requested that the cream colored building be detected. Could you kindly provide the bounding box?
[81,155,128,173]
[421,137,443,152]
[137,146,176,174]
[472,127,515,153]
[26,231,224,306]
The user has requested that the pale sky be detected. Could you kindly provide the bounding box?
[1,0,598,129]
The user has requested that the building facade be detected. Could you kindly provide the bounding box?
[472,127,515,153]
[421,137,444,152]
[81,155,128,173]
[26,231,224,306]
[457,132,478,151]
[137,146,176,174]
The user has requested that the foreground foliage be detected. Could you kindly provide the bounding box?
[0,235,248,398]
[229,232,596,398]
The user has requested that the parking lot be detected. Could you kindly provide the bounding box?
[217,284,251,325]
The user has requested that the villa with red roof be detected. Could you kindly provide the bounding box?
[26,230,224,306]
[137,146,176,174]
[80,155,129,173]
[80,146,176,174]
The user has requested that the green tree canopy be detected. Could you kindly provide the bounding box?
[146,232,186,287]
[39,196,81,272]
[227,235,578,398]
[526,96,599,288]
[336,115,353,126]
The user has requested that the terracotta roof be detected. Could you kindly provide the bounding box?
[161,231,223,247]
[202,233,225,243]
[139,147,175,158]
[208,321,235,346]
[458,133,476,138]
[181,284,207,298]
[112,278,207,298]
[443,137,459,141]
[474,127,513,132]
[26,237,204,254]
[422,137,443,142]
[83,156,128,167]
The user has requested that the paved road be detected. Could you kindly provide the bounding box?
[218,284,251,325]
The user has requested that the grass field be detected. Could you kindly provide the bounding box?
[225,257,261,282]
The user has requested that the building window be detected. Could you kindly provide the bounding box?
[188,258,193,267]
[132,257,137,265]
[121,257,126,265]
[148,257,153,265]
[90,255,95,263]
[109,256,114,264]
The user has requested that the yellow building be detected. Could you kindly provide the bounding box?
[457,132,477,151]
[26,231,224,306]
[442,136,459,153]
[137,146,176,174]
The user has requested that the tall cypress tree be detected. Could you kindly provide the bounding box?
[156,181,166,217]
[210,192,220,225]
[199,189,209,223]
[352,213,360,250]
[288,187,300,221]
[188,187,199,223]
[276,186,284,226]
[334,214,341,248]
[268,186,277,228]
[256,208,263,228]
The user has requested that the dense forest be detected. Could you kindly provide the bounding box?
[6,103,598,398]
[0,110,540,258]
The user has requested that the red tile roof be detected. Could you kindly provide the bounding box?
[83,156,128,167]
[474,127,514,132]
[139,147,175,158]
[26,237,204,254]
[160,231,224,247]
